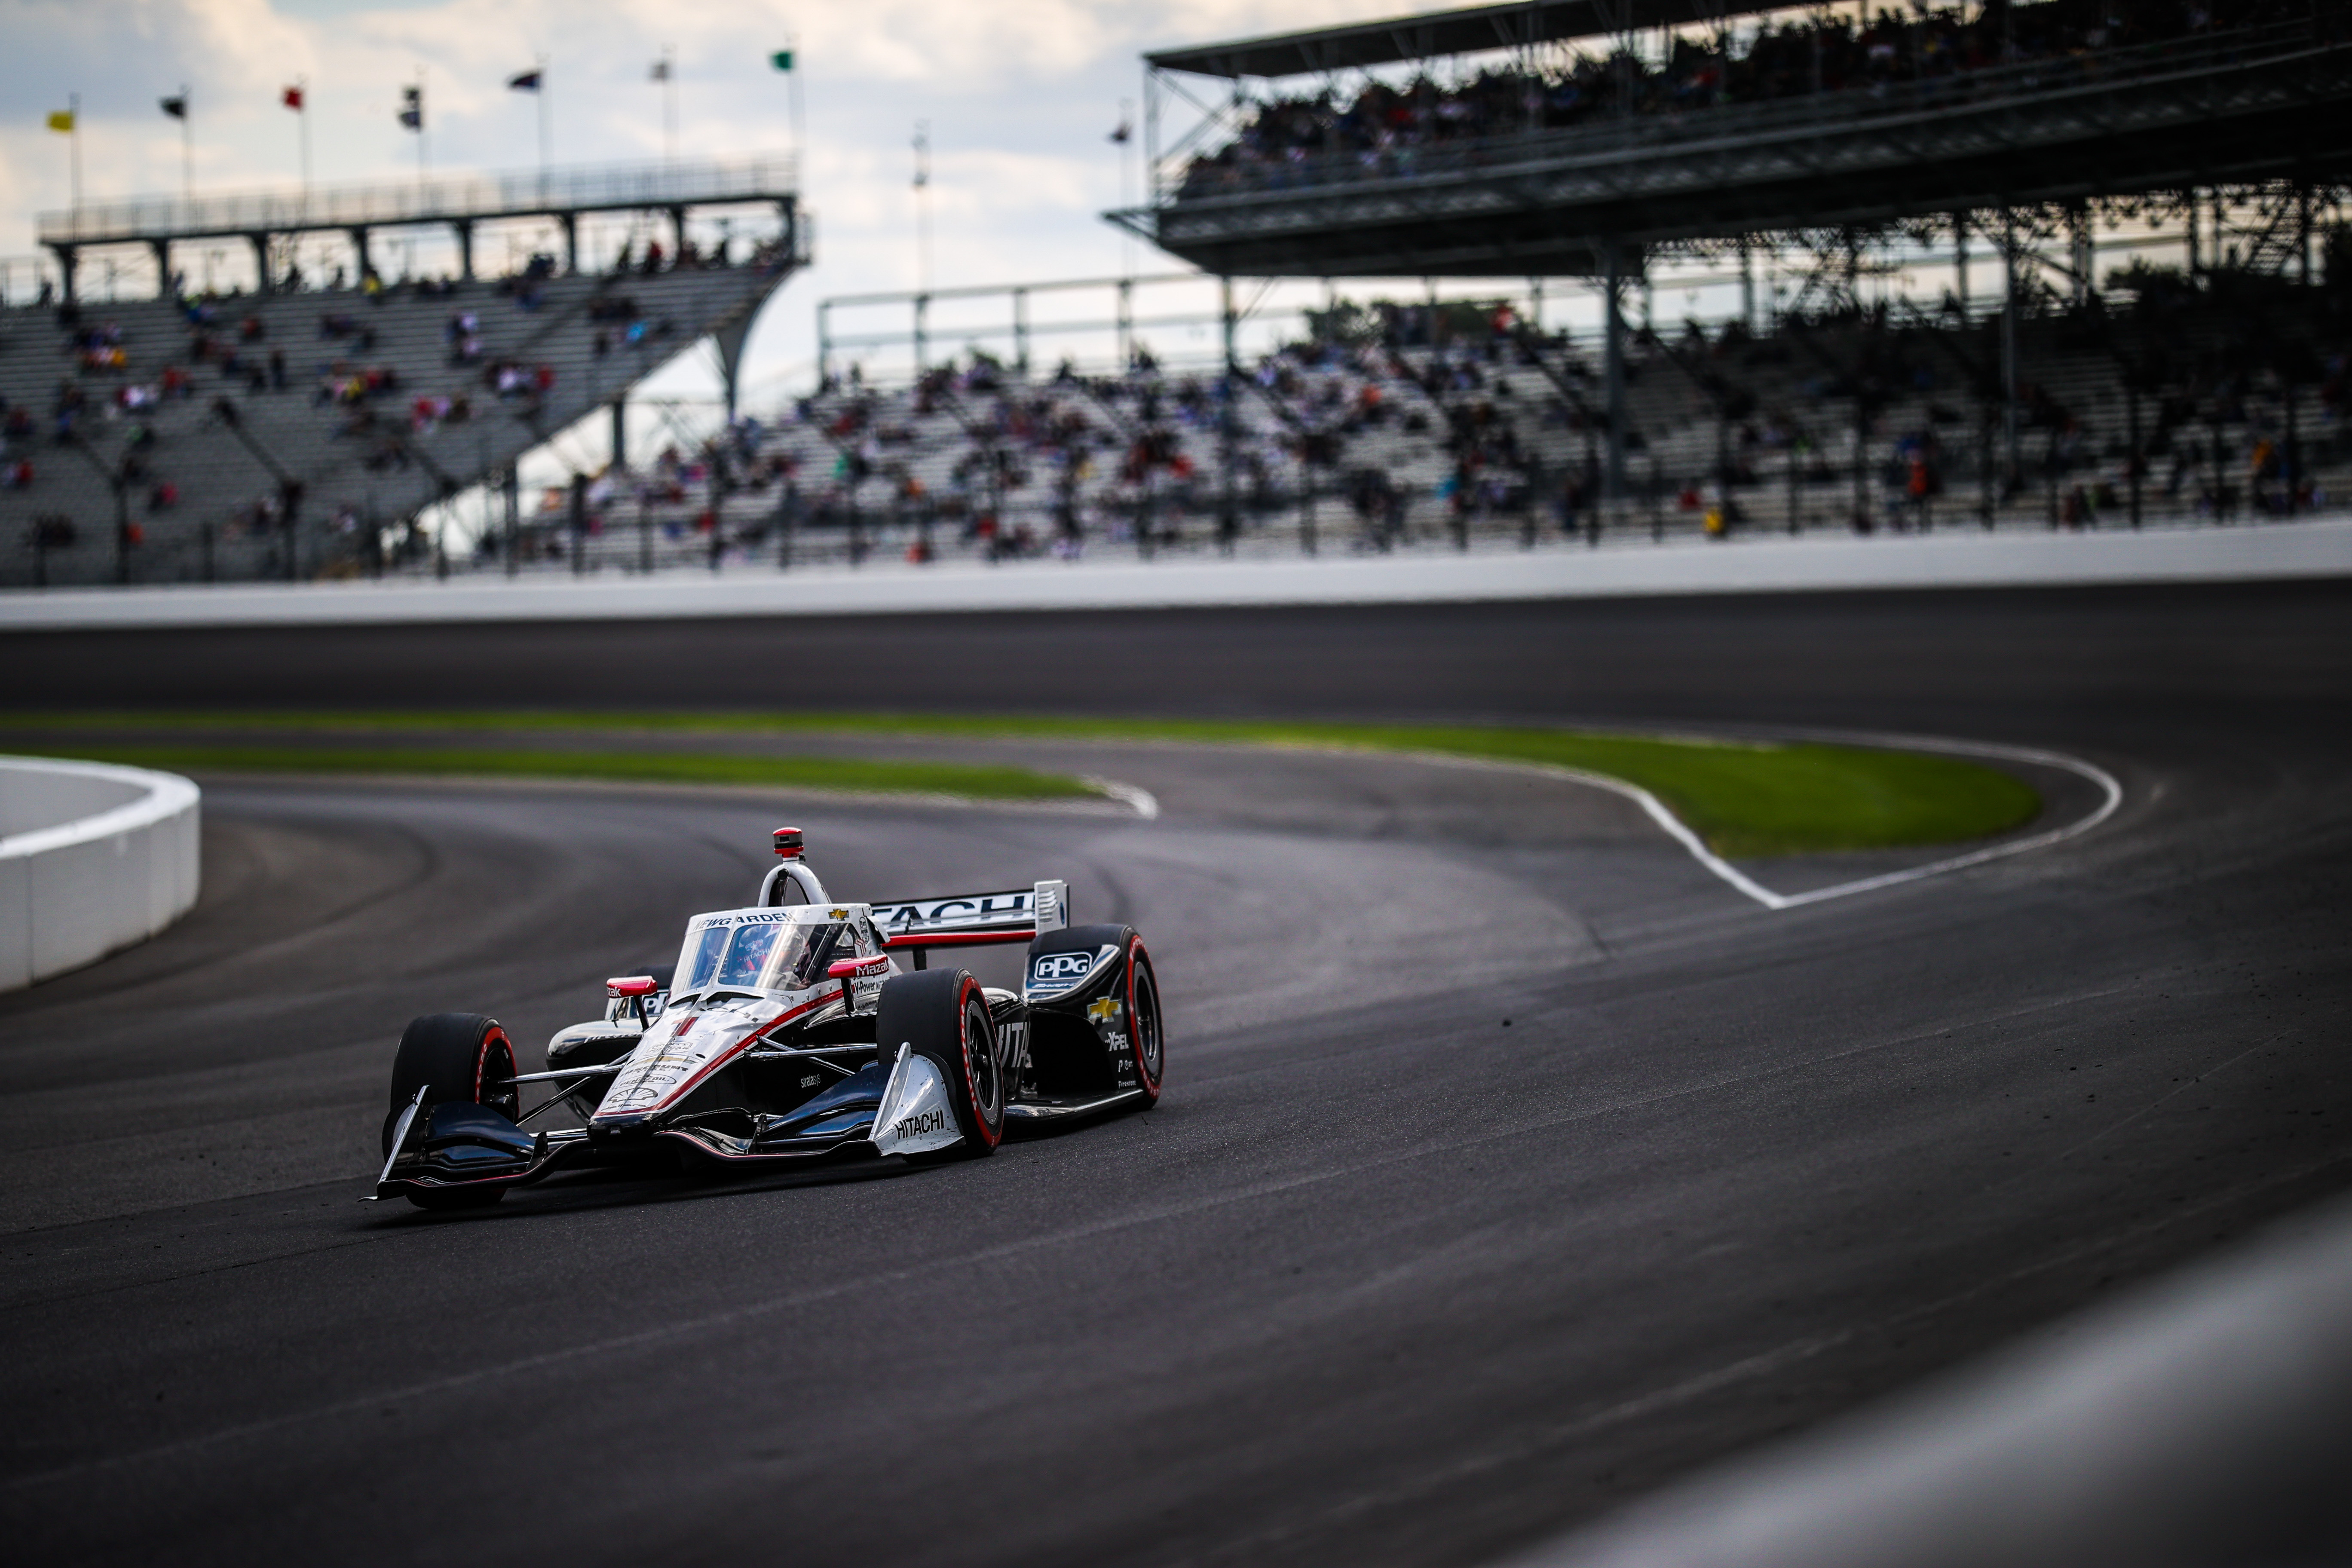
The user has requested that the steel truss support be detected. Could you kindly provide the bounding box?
[2001,208,2021,490]
[1603,239,1629,510]
[1219,273,1239,553]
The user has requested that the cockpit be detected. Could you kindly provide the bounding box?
[673,908,868,1004]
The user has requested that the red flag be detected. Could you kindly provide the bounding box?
[282,86,303,110]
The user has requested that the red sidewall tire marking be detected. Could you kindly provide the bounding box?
[958,975,1002,1148]
[1127,937,1161,1095]
[473,1025,515,1114]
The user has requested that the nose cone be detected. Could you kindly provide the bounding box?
[594,1004,768,1124]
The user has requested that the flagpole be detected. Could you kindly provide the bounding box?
[787,34,804,167]
[299,78,311,199]
[662,44,677,166]
[913,120,930,296]
[180,84,193,208]
[536,53,550,191]
[69,92,82,214]
[1118,97,1135,287]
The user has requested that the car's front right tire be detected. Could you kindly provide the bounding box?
[384,1012,519,1209]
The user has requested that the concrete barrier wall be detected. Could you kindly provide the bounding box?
[0,757,201,992]
[1508,1191,2352,1568]
[1,514,2349,631]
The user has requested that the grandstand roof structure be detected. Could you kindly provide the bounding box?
[1120,9,2352,278]
[38,157,797,304]
[1145,0,1785,81]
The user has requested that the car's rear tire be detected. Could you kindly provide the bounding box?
[875,968,1003,1161]
[1125,938,1166,1109]
[384,1014,520,1209]
[1029,923,1164,1109]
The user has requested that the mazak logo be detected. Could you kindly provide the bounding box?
[893,1107,946,1139]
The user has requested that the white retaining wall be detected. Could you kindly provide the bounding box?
[0,757,201,992]
[2,514,2348,631]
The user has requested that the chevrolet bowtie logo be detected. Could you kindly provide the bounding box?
[1087,995,1120,1023]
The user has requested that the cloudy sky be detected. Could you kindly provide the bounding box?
[2,0,1429,407]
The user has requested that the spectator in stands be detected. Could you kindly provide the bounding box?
[1180,0,2302,199]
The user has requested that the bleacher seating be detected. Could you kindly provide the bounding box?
[558,274,2346,576]
[0,249,790,587]
[9,248,2340,585]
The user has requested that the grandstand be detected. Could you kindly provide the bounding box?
[456,248,2340,580]
[1031,0,2352,549]
[1124,2,2352,276]
[6,4,2347,588]
[0,159,802,588]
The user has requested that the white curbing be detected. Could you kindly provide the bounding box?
[0,757,201,992]
[0,516,2347,631]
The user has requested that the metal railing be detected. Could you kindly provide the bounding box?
[37,155,799,248]
[1154,19,2337,209]
[0,255,65,306]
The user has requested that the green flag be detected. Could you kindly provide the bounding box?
[771,49,794,71]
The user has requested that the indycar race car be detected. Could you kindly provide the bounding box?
[372,827,1164,1209]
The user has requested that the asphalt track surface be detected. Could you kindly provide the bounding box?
[3,582,2350,1565]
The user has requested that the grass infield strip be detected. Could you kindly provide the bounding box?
[1,713,2043,858]
[9,744,1104,805]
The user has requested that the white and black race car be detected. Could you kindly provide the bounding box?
[372,827,1164,1209]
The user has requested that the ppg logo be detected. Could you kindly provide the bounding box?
[1028,948,1105,995]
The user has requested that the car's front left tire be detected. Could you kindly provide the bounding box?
[876,968,1004,1161]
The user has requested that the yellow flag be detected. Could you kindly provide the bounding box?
[46,110,75,132]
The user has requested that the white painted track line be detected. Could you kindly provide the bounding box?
[1763,735,2124,910]
[1291,737,2121,912]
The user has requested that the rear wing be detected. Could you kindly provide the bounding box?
[871,880,1068,953]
